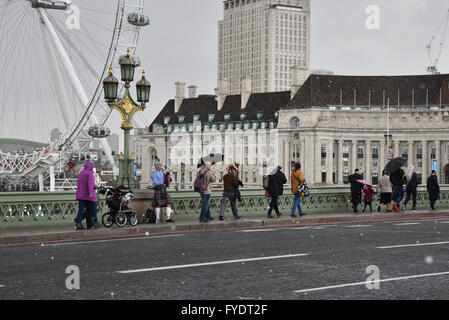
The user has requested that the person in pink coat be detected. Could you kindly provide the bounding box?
[75,161,100,229]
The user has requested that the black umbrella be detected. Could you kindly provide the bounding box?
[197,153,224,168]
[384,157,407,174]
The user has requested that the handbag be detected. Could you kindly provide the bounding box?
[297,181,310,197]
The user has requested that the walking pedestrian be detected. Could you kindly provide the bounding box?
[362,185,377,213]
[348,169,363,213]
[290,162,306,217]
[74,161,100,230]
[427,170,440,210]
[197,162,216,223]
[218,165,241,221]
[403,164,419,213]
[377,170,393,213]
[390,167,406,213]
[267,166,287,218]
[152,162,174,223]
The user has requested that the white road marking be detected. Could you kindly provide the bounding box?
[345,225,373,228]
[237,229,276,233]
[294,271,449,294]
[394,223,421,226]
[377,241,449,249]
[0,285,3,288]
[42,234,184,246]
[117,253,309,274]
[438,221,449,224]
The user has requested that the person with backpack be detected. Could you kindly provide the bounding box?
[427,170,440,210]
[267,166,287,218]
[218,165,242,221]
[152,162,174,223]
[290,162,306,217]
[403,164,419,213]
[196,162,216,223]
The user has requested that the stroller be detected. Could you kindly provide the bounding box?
[99,186,138,227]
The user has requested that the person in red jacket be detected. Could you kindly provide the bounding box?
[362,185,377,214]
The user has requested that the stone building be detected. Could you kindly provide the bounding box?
[132,73,449,188]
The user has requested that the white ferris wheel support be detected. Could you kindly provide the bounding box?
[37,6,118,175]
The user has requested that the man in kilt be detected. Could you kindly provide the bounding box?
[152,162,174,223]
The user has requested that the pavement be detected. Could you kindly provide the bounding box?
[2,208,449,246]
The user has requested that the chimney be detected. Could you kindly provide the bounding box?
[174,81,185,113]
[188,85,198,99]
[241,76,252,109]
[291,65,310,100]
[217,78,230,111]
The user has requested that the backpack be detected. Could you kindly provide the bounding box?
[146,208,156,224]
[194,170,209,194]
[263,175,270,190]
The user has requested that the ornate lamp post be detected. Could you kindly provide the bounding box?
[103,49,151,188]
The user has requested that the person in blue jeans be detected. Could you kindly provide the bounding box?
[197,162,216,223]
[75,162,100,230]
[291,162,306,217]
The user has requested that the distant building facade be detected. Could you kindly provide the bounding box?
[132,73,449,188]
[217,0,311,95]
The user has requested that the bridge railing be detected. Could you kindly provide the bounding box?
[1,186,449,227]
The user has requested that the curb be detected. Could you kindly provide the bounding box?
[1,211,449,246]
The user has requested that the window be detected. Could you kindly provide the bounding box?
[208,114,215,122]
[164,116,170,124]
[193,115,200,121]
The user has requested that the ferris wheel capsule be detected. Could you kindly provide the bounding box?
[128,13,150,27]
[88,125,111,139]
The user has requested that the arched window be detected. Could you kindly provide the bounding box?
[289,117,300,128]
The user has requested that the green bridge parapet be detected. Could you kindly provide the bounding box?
[1,186,449,228]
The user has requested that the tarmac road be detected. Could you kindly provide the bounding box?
[1,215,449,300]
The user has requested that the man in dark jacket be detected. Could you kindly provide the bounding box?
[390,168,406,213]
[267,166,287,218]
[348,169,363,213]
[427,170,440,210]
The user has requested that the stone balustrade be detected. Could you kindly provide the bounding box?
[1,186,449,227]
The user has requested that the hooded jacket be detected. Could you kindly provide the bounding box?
[75,162,98,202]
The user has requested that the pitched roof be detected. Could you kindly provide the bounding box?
[287,74,449,108]
[150,91,291,128]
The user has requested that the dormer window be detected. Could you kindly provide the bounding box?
[208,114,215,122]
[193,115,200,122]
[178,115,185,123]
[274,112,279,119]
[240,112,247,121]
[164,116,170,125]
[256,111,263,120]
[224,114,231,122]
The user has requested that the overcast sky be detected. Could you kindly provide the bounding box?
[126,0,449,132]
[2,0,448,147]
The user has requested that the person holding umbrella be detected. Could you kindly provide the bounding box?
[348,169,363,213]
[362,183,377,213]
[427,170,440,210]
[384,157,407,213]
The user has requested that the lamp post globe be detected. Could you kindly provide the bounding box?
[119,48,137,83]
[103,66,119,102]
[136,70,151,104]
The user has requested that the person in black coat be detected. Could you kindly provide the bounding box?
[267,166,287,218]
[348,169,363,213]
[427,170,440,210]
[390,168,406,213]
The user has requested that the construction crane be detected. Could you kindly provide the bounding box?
[427,9,449,74]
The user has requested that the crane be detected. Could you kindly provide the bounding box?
[427,9,449,74]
